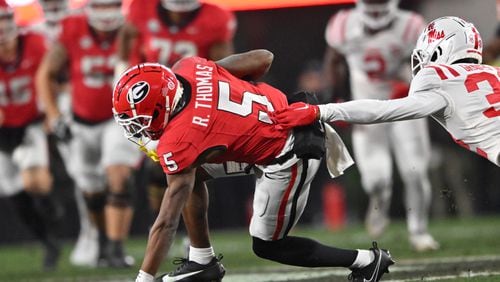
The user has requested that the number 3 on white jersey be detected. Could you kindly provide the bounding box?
[217,81,274,123]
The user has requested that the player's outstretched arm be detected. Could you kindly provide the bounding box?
[137,167,197,280]
[215,49,274,81]
[36,42,68,129]
[271,92,448,130]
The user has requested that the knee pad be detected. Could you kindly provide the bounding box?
[107,191,131,208]
[252,236,281,260]
[84,192,106,213]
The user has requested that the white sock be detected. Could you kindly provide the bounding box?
[189,246,215,265]
[350,249,375,268]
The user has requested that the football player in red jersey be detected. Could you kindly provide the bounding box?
[115,0,237,269]
[115,0,236,210]
[116,0,236,72]
[36,0,141,268]
[0,0,62,271]
[30,0,101,268]
[113,50,395,282]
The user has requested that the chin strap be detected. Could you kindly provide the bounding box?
[138,139,160,162]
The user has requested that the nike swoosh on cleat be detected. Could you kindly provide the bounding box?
[162,270,204,282]
[366,252,382,282]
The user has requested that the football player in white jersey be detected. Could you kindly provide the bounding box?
[271,16,499,184]
[322,0,438,251]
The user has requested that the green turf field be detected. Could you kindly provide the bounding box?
[1,216,500,281]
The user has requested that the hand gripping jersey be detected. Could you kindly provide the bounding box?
[157,57,289,174]
[0,32,46,127]
[325,8,425,99]
[58,14,118,122]
[127,0,236,66]
[410,64,500,165]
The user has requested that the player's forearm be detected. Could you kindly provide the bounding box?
[36,65,60,119]
[216,49,273,81]
[317,93,447,123]
[140,174,195,276]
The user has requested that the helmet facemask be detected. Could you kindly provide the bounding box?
[357,0,398,30]
[40,0,68,26]
[161,0,200,12]
[86,0,124,32]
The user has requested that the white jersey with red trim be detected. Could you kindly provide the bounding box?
[325,9,425,99]
[411,64,500,165]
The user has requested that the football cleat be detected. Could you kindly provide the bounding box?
[156,255,226,282]
[42,237,61,271]
[409,233,440,252]
[348,242,395,282]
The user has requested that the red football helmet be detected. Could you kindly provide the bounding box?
[0,0,17,45]
[113,63,183,140]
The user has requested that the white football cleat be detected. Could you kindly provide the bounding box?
[70,223,99,267]
[409,233,440,252]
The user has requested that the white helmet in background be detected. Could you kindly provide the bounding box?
[357,0,399,30]
[411,16,483,76]
[40,0,68,25]
[0,0,17,44]
[161,0,200,12]
[86,0,123,32]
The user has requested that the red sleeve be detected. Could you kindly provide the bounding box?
[215,8,236,42]
[158,142,199,174]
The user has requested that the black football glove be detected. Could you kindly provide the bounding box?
[52,118,72,143]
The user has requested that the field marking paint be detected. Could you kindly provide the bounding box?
[386,271,500,282]
[224,254,500,282]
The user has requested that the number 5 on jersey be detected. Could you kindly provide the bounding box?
[163,152,179,172]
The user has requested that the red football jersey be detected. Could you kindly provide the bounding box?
[58,14,117,122]
[157,57,289,174]
[127,0,236,66]
[0,32,46,127]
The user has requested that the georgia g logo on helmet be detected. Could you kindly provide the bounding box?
[127,81,150,104]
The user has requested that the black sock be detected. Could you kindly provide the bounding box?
[10,191,51,243]
[252,236,358,267]
[30,193,63,225]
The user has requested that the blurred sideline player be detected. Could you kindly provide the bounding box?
[271,16,499,174]
[0,0,61,270]
[323,0,438,251]
[115,0,236,217]
[36,0,141,268]
[31,0,100,267]
[113,50,394,282]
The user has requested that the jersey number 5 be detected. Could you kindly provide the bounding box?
[464,72,500,118]
[217,81,275,124]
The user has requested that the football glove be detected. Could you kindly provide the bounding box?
[52,118,72,143]
[269,102,319,130]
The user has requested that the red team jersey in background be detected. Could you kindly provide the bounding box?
[58,14,117,122]
[157,57,289,174]
[0,32,46,127]
[127,0,236,66]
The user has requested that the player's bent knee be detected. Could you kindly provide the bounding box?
[84,192,106,213]
[252,236,281,260]
[107,191,131,208]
